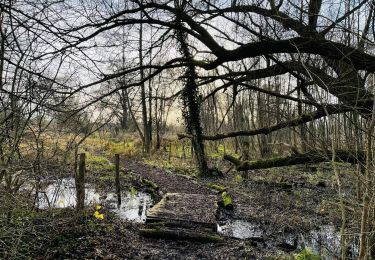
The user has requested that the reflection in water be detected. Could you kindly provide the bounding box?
[37,178,100,209]
[217,220,264,239]
[217,220,358,259]
[108,192,153,223]
[37,178,153,223]
[301,225,340,258]
[301,225,358,259]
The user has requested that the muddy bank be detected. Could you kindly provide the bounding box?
[120,159,359,258]
[122,158,213,195]
[3,159,359,259]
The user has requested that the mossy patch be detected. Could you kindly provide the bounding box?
[294,249,321,260]
[206,183,227,192]
[86,154,114,171]
[221,191,233,210]
[144,159,198,177]
[234,174,243,183]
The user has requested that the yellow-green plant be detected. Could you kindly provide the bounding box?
[93,205,104,220]
[294,249,321,260]
[130,186,137,197]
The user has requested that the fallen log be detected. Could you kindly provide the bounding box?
[224,150,365,171]
[141,178,159,190]
[139,228,223,243]
[145,221,215,232]
[205,183,227,193]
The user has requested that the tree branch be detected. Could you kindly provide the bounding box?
[178,105,351,141]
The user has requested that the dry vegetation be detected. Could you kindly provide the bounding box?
[1,0,375,258]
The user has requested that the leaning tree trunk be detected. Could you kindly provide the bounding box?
[174,4,209,176]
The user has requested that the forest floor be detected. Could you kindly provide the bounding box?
[1,153,360,259]
[119,158,359,258]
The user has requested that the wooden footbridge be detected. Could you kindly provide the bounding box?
[140,193,223,242]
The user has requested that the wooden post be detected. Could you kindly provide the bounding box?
[115,154,121,208]
[76,153,85,211]
[182,143,186,160]
[168,143,172,161]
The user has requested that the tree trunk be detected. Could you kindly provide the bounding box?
[139,7,151,153]
[174,1,209,176]
[120,89,129,130]
[359,76,375,259]
[297,84,307,152]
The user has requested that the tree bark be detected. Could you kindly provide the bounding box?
[224,150,364,171]
[139,6,151,153]
[174,1,209,176]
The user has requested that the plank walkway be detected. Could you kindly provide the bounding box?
[146,193,218,229]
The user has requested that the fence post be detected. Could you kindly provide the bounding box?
[115,154,121,208]
[168,143,172,161]
[182,143,186,160]
[76,153,85,211]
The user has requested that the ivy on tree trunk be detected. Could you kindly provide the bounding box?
[174,2,209,176]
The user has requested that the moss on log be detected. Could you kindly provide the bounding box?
[141,178,159,190]
[139,228,223,243]
[221,191,233,210]
[224,150,365,171]
[206,183,227,193]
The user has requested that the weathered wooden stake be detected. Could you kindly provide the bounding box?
[76,153,85,211]
[115,153,121,208]
[168,143,172,161]
[182,143,186,160]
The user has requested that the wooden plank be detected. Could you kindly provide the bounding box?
[146,193,218,228]
[139,227,223,243]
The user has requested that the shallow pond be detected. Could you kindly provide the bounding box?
[37,178,100,208]
[217,219,358,259]
[105,192,153,223]
[37,178,153,223]
[217,220,264,240]
[37,178,357,258]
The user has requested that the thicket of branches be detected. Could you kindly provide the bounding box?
[1,0,375,257]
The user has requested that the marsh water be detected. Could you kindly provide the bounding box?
[217,219,358,259]
[37,178,153,223]
[37,178,357,258]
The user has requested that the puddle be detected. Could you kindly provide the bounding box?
[217,220,264,240]
[301,225,359,259]
[217,219,358,259]
[37,178,153,223]
[302,225,341,257]
[37,178,100,209]
[106,192,153,223]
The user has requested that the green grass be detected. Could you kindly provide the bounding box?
[86,153,114,171]
[294,249,321,260]
[144,158,199,177]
